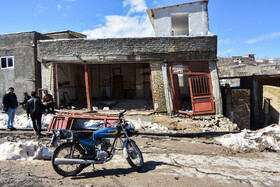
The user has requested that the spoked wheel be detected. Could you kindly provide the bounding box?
[52,143,85,177]
[125,140,144,171]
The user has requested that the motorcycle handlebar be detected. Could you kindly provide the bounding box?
[119,109,126,118]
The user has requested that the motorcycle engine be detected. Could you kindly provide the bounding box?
[95,139,111,161]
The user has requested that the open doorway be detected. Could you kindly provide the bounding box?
[170,62,215,115]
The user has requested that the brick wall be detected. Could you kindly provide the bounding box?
[150,62,167,112]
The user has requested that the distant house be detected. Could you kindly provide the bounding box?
[244,54,255,61]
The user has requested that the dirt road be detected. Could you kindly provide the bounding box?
[0,135,280,187]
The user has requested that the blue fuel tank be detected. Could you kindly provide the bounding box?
[94,127,118,138]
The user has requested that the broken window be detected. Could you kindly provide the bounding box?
[171,13,189,36]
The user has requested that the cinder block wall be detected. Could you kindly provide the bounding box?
[230,89,250,129]
[263,85,280,125]
[150,62,167,112]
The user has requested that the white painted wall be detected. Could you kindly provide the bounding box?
[153,1,209,36]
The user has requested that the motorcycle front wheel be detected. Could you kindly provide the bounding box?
[52,142,85,177]
[125,140,144,171]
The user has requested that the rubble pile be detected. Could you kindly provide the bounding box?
[127,118,169,132]
[0,113,53,129]
[193,115,239,132]
[153,114,239,132]
[216,124,280,152]
[0,141,53,160]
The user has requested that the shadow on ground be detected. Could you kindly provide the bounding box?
[71,161,179,180]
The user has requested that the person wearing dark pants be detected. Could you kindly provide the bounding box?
[27,91,45,138]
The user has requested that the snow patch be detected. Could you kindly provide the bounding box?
[0,113,54,129]
[216,124,280,152]
[0,141,53,160]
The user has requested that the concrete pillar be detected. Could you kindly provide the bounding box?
[252,75,259,130]
[150,61,167,113]
[162,62,174,115]
[209,61,223,115]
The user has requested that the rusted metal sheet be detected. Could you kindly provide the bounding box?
[84,64,93,111]
[188,76,215,114]
[47,112,122,134]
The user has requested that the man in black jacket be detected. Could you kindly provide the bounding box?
[19,92,31,111]
[27,91,45,137]
[2,87,18,131]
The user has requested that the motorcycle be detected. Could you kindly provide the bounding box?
[50,110,144,177]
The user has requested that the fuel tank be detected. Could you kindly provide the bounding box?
[94,127,118,138]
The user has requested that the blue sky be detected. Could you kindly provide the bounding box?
[0,0,279,59]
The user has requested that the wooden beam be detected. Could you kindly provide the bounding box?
[84,64,92,111]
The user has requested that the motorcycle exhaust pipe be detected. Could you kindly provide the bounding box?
[54,158,104,165]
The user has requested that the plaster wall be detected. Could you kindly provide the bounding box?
[263,85,280,124]
[0,32,37,112]
[153,1,209,36]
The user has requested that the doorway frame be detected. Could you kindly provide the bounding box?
[169,61,215,115]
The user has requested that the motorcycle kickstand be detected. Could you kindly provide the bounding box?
[92,164,95,171]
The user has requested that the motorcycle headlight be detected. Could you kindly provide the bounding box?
[125,121,135,131]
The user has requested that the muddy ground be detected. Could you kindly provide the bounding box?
[0,132,280,187]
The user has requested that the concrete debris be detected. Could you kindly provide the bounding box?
[151,114,239,132]
[127,118,169,132]
[0,141,53,160]
[216,124,280,152]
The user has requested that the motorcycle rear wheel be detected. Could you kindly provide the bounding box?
[52,142,85,177]
[125,140,144,171]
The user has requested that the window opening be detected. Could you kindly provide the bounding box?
[0,56,14,69]
[171,13,189,36]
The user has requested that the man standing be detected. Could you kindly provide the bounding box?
[42,90,55,113]
[27,91,45,137]
[2,87,18,131]
[19,92,31,111]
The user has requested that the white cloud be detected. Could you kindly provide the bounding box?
[82,0,154,39]
[245,32,280,44]
[123,0,147,15]
[57,4,61,9]
[83,15,154,38]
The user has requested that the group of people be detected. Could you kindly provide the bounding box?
[2,87,55,138]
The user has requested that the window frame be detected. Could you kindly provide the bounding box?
[0,56,14,69]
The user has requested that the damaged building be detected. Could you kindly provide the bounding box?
[37,0,222,115]
[0,0,222,116]
[0,31,86,112]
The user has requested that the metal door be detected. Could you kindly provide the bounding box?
[188,76,215,114]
